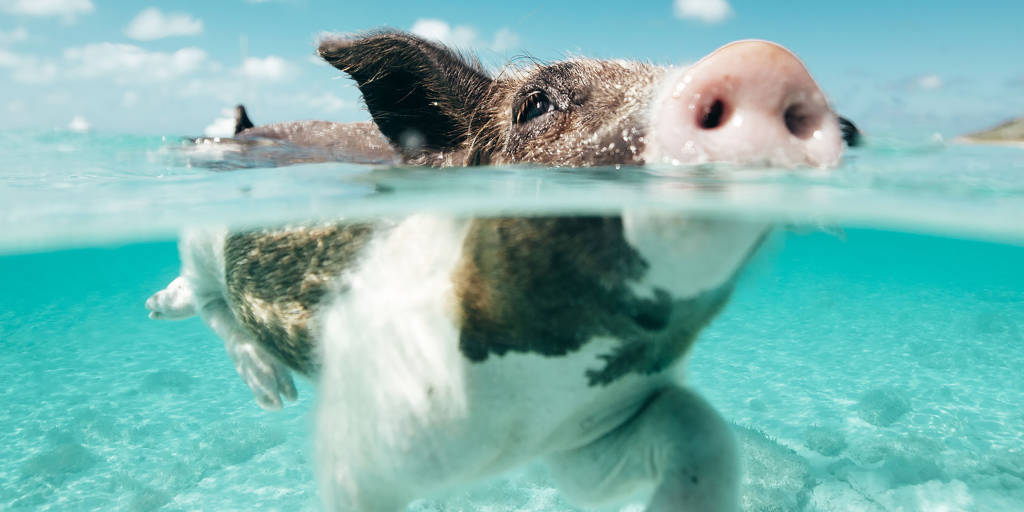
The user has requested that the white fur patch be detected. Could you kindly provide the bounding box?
[311,215,683,508]
[145,276,197,320]
[178,226,229,302]
[622,212,767,299]
[315,214,475,506]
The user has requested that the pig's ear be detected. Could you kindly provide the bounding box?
[234,104,254,135]
[838,116,862,147]
[318,31,493,154]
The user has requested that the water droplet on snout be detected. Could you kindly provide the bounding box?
[671,79,691,99]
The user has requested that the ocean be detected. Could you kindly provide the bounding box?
[1,130,1022,511]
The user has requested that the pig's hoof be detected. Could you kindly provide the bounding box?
[146,276,198,320]
[586,341,647,386]
[230,341,298,410]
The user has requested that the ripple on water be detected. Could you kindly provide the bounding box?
[140,369,196,395]
[857,387,912,427]
[805,425,848,456]
[19,432,99,486]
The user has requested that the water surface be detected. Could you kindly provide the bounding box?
[1,130,1022,511]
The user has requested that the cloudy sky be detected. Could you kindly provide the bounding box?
[1,0,1022,136]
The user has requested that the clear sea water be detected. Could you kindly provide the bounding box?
[1,130,1022,511]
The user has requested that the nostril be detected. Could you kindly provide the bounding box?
[697,99,730,130]
[783,104,818,139]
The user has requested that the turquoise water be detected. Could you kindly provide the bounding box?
[1,130,1023,511]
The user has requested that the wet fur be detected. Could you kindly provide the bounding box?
[146,30,855,512]
[224,223,376,373]
[318,31,660,167]
[454,217,740,385]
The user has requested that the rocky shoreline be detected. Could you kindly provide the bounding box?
[958,117,1024,146]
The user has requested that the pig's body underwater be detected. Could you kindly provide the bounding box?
[148,31,859,511]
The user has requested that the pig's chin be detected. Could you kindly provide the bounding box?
[642,125,844,170]
[641,135,843,170]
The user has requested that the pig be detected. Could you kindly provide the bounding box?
[184,104,399,168]
[147,30,859,511]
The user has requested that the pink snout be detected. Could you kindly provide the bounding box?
[650,40,843,168]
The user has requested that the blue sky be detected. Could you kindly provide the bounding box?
[1,0,1022,136]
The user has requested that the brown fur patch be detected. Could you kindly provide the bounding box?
[319,33,662,168]
[453,216,739,386]
[319,31,493,160]
[224,223,375,374]
[238,121,398,164]
[469,60,662,167]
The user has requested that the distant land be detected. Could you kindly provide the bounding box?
[957,117,1024,146]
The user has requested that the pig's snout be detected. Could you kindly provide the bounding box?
[650,40,843,168]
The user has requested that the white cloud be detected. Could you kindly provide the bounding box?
[68,115,90,132]
[301,92,345,112]
[490,28,520,53]
[64,43,208,83]
[916,74,943,90]
[179,78,222,98]
[0,27,28,45]
[410,19,520,53]
[3,43,208,85]
[177,77,246,104]
[410,19,450,41]
[46,92,71,105]
[0,0,94,23]
[121,90,140,108]
[0,48,58,83]
[204,109,236,137]
[411,19,477,49]
[674,0,733,24]
[306,54,330,67]
[17,62,58,83]
[125,8,203,41]
[0,48,17,67]
[239,55,291,81]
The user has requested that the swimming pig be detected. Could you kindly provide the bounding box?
[148,31,857,511]
[198,31,860,167]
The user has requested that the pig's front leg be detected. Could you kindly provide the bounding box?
[146,276,198,320]
[546,386,739,511]
[146,275,297,408]
[198,296,298,410]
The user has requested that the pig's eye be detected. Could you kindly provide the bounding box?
[513,91,554,125]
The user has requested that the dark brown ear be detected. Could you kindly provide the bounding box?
[234,104,254,135]
[838,116,862,147]
[318,31,493,154]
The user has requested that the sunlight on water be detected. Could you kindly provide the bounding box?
[1,130,1022,253]
[0,130,1022,511]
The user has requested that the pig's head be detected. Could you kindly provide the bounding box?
[318,30,853,168]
